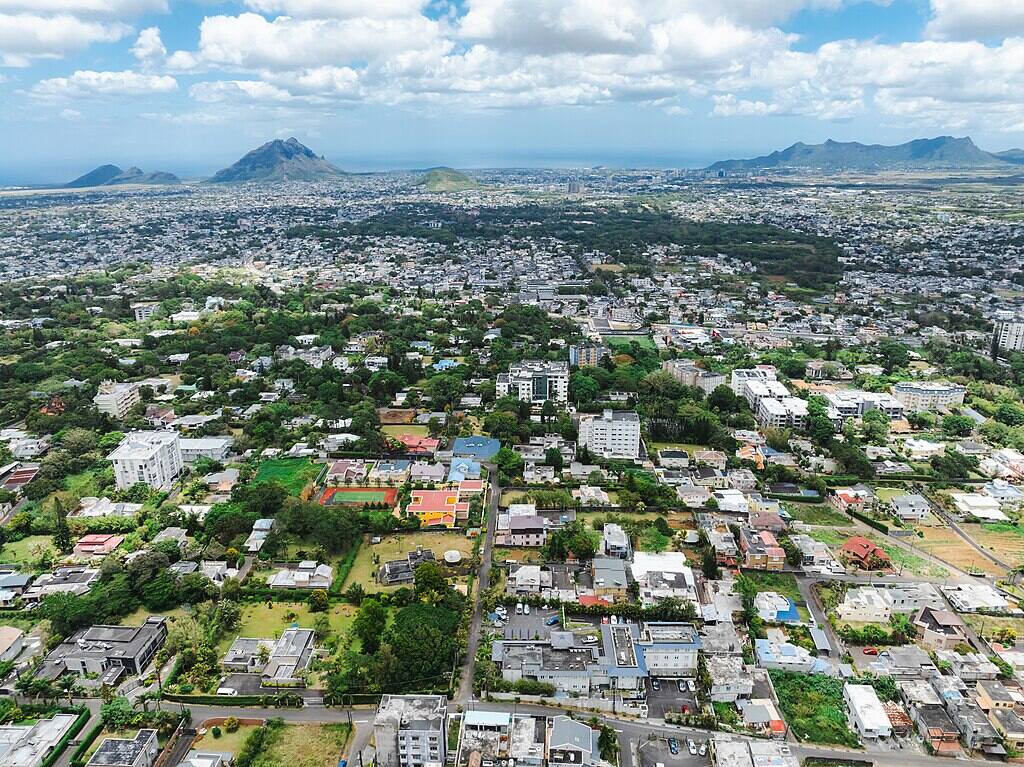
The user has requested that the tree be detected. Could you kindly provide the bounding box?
[414,561,450,602]
[701,548,721,580]
[52,497,72,553]
[860,409,890,445]
[353,598,388,654]
[707,384,739,413]
[544,447,564,472]
[941,414,975,437]
[308,589,329,613]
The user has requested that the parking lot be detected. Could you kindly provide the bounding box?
[638,735,711,767]
[493,605,603,641]
[644,677,698,719]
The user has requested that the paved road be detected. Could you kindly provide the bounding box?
[456,461,500,703]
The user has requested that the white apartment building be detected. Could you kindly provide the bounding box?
[374,695,448,767]
[742,379,790,410]
[756,397,809,430]
[107,431,183,490]
[845,684,892,740]
[578,410,641,459]
[823,390,905,421]
[496,361,569,404]
[891,381,966,411]
[93,381,140,420]
[730,367,778,395]
[995,316,1024,354]
[131,303,158,322]
[178,436,233,463]
[662,360,727,394]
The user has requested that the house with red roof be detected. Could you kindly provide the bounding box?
[394,434,440,455]
[73,533,125,558]
[406,480,484,527]
[839,536,891,570]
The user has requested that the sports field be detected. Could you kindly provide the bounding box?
[320,486,398,506]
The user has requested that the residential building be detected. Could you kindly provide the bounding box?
[569,344,609,368]
[496,361,569,404]
[630,552,697,608]
[753,638,819,673]
[913,607,969,651]
[707,656,753,702]
[93,381,140,420]
[839,536,891,570]
[374,695,448,767]
[755,397,808,430]
[107,431,183,491]
[39,617,167,686]
[602,523,631,558]
[890,493,931,522]
[21,567,99,605]
[994,315,1024,354]
[990,708,1024,751]
[738,528,785,571]
[73,534,124,558]
[267,561,333,590]
[591,557,629,601]
[577,410,641,459]
[823,390,904,421]
[223,628,316,685]
[942,583,1011,613]
[891,381,966,411]
[845,684,892,740]
[548,716,599,767]
[378,548,436,586]
[0,712,79,767]
[86,730,158,767]
[178,436,233,463]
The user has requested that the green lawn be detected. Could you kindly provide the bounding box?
[0,535,55,566]
[116,605,192,627]
[224,602,357,648]
[193,723,262,755]
[872,487,906,504]
[382,425,429,437]
[805,528,854,547]
[603,335,656,352]
[876,540,949,578]
[343,532,476,592]
[784,504,852,527]
[254,459,322,496]
[769,670,861,747]
[739,571,802,603]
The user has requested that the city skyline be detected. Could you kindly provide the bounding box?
[2,1,1024,183]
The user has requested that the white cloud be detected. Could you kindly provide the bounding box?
[925,0,1024,41]
[32,69,177,98]
[59,106,80,119]
[190,79,294,103]
[242,0,426,18]
[0,12,129,66]
[0,0,165,14]
[131,26,165,65]
[712,94,778,117]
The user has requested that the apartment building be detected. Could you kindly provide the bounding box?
[93,381,140,419]
[662,359,726,394]
[891,381,966,412]
[755,397,808,430]
[497,361,569,404]
[131,303,158,322]
[577,410,641,459]
[845,684,892,740]
[994,315,1024,354]
[823,390,905,421]
[374,695,448,767]
[107,431,183,490]
[569,344,609,367]
[178,436,233,463]
[739,528,785,571]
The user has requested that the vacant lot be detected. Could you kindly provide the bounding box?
[913,525,1004,576]
[117,605,191,627]
[874,538,949,579]
[964,614,1024,641]
[872,487,907,504]
[262,723,352,767]
[0,535,54,566]
[967,523,1024,565]
[217,602,358,654]
[769,670,860,747]
[254,458,322,496]
[382,424,429,437]
[344,532,476,592]
[320,486,398,507]
[784,504,850,527]
[739,571,802,603]
[604,334,656,352]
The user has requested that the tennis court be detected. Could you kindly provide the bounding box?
[320,486,398,506]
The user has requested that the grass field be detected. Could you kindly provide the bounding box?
[116,605,191,627]
[784,504,850,527]
[874,538,948,578]
[0,535,54,565]
[912,525,1004,575]
[344,532,476,592]
[261,723,352,767]
[603,335,656,352]
[739,571,803,603]
[964,614,1024,641]
[193,724,262,754]
[872,487,907,504]
[382,424,429,437]
[217,602,358,654]
[320,486,398,506]
[965,523,1024,565]
[254,458,322,496]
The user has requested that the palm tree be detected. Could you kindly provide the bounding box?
[56,673,82,706]
[14,674,34,701]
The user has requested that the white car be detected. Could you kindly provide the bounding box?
[523,604,531,615]
[515,603,524,615]
[216,687,237,696]
[687,740,697,756]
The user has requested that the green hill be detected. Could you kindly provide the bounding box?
[417,167,479,192]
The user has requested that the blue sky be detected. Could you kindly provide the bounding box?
[1,0,1023,183]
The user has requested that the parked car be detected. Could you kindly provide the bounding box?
[699,744,707,757]
[688,740,697,756]
[523,604,530,615]
[651,678,661,691]
[667,739,679,755]
[216,687,237,696]
[677,680,686,693]
[545,615,560,626]
[862,646,879,655]
[515,603,524,615]
[583,635,598,644]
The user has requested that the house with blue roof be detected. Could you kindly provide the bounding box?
[452,436,501,461]
[448,458,481,482]
[432,359,459,372]
[755,592,801,624]
[755,638,829,673]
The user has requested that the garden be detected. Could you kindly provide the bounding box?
[769,670,861,747]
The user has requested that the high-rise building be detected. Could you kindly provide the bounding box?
[93,381,140,420]
[107,431,183,490]
[496,361,569,403]
[891,381,966,411]
[374,695,448,767]
[578,410,641,459]
[994,316,1024,354]
[569,343,609,367]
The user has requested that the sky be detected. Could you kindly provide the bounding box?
[1,0,1024,183]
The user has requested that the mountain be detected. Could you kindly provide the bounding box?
[208,137,345,183]
[64,164,179,188]
[708,136,1022,172]
[416,167,479,192]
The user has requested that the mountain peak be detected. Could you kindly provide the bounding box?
[709,135,1014,172]
[210,137,343,183]
[64,163,178,188]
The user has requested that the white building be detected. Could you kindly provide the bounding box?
[891,381,966,411]
[995,315,1024,354]
[578,410,641,459]
[374,695,448,767]
[823,390,904,421]
[756,397,808,430]
[107,431,183,491]
[845,684,891,740]
[178,436,233,463]
[131,303,158,322]
[93,380,140,419]
[496,361,569,404]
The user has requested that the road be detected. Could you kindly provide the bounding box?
[917,484,1011,573]
[456,460,500,703]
